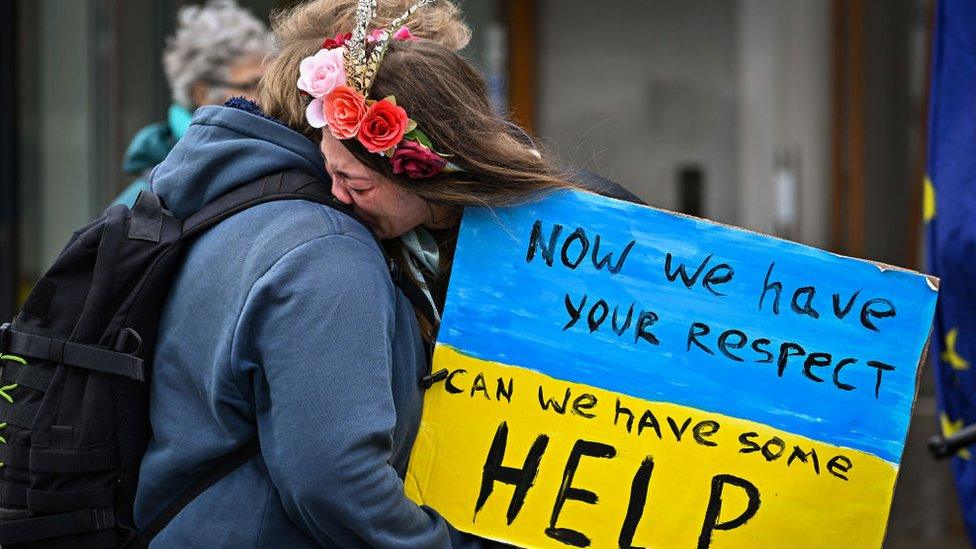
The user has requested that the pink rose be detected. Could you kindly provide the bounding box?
[367,28,387,43]
[357,98,409,153]
[391,140,447,179]
[297,47,346,100]
[392,26,415,41]
[324,86,368,139]
[365,27,414,45]
[305,98,327,128]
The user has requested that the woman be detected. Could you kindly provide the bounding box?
[114,0,273,207]
[296,41,585,335]
[134,1,504,547]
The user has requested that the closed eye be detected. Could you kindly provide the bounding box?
[334,169,370,183]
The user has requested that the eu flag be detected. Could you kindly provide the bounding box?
[927,0,976,540]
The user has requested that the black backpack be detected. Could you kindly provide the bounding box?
[0,170,436,547]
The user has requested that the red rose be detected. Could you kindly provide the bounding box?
[391,140,448,179]
[357,98,409,153]
[324,86,367,139]
[322,32,352,49]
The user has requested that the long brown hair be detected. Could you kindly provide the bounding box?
[258,0,470,141]
[344,40,580,212]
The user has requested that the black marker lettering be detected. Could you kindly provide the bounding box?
[526,220,562,266]
[687,322,713,354]
[561,228,589,269]
[546,440,616,547]
[791,287,820,319]
[475,422,549,524]
[591,234,637,274]
[697,475,761,549]
[758,263,782,315]
[665,253,713,288]
[619,457,655,549]
[563,293,587,330]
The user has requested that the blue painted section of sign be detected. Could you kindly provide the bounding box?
[439,190,937,464]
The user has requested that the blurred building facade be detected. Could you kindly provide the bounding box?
[0,0,964,545]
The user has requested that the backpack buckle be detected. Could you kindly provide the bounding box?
[388,258,402,284]
[420,368,449,389]
[0,323,10,354]
[114,327,143,357]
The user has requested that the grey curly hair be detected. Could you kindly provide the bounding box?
[163,0,274,109]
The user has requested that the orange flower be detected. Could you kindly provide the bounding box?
[324,86,368,139]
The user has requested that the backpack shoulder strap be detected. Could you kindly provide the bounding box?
[141,439,260,542]
[180,170,438,325]
[181,170,341,238]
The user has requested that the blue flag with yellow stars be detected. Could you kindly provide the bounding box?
[927,0,976,540]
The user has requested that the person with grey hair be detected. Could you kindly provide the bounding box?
[112,0,274,207]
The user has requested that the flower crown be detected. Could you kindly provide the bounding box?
[297,0,454,179]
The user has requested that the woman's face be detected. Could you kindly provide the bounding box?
[320,131,431,240]
[192,54,265,107]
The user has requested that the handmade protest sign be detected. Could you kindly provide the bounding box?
[404,190,938,548]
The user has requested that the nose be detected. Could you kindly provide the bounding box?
[331,179,353,205]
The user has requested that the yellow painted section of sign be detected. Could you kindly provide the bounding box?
[406,345,899,548]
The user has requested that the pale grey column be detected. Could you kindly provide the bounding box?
[736,0,829,246]
[29,0,96,273]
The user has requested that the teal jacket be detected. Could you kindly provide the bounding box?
[112,104,193,207]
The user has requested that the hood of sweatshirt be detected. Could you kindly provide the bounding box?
[149,103,327,219]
